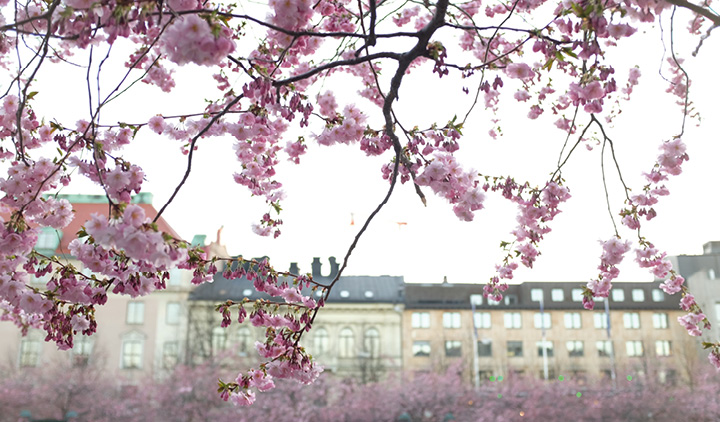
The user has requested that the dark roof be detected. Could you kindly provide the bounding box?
[189,258,404,303]
[406,281,681,311]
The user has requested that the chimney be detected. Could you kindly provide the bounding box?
[289,262,300,275]
[329,256,339,279]
[311,257,322,278]
[703,242,720,255]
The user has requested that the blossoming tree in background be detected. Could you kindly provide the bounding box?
[0,0,718,405]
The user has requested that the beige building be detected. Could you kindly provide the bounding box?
[186,257,405,383]
[0,194,215,383]
[404,281,688,385]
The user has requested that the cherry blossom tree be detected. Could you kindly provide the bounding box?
[1,0,719,405]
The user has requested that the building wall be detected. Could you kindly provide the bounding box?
[404,298,689,384]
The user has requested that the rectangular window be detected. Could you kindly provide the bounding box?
[122,340,143,369]
[715,302,720,324]
[551,289,564,302]
[507,341,523,357]
[412,341,430,357]
[536,341,554,357]
[504,294,518,305]
[474,312,491,329]
[652,313,669,329]
[631,289,645,302]
[443,312,461,329]
[163,341,179,368]
[168,268,182,286]
[655,340,672,357]
[470,294,483,305]
[594,312,608,329]
[166,302,181,325]
[652,289,664,302]
[411,312,430,328]
[477,341,492,357]
[612,289,625,302]
[623,312,641,329]
[564,312,582,329]
[126,302,144,325]
[626,341,644,357]
[445,340,462,357]
[19,337,41,367]
[531,288,544,302]
[504,312,522,329]
[597,341,613,357]
[567,340,584,357]
[534,313,551,329]
[571,289,583,302]
[72,336,93,367]
[487,296,501,306]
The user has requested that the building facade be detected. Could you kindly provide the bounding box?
[404,280,687,385]
[187,257,405,383]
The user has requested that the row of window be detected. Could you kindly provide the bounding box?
[412,340,672,359]
[211,326,383,359]
[126,302,181,325]
[469,288,665,306]
[413,311,670,330]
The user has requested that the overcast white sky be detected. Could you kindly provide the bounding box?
[34,8,720,286]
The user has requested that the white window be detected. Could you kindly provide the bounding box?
[340,290,350,298]
[412,341,430,357]
[652,289,664,302]
[312,328,329,356]
[631,289,645,302]
[655,340,672,357]
[536,340,554,357]
[567,340,584,357]
[534,313,551,329]
[626,341,644,357]
[531,288,544,302]
[243,289,253,297]
[652,313,669,329]
[122,340,143,369]
[504,312,522,329]
[594,312,608,329]
[163,341,179,368]
[411,312,430,328]
[716,302,720,324]
[470,294,483,305]
[597,340,613,357]
[363,328,380,358]
[571,289,583,302]
[474,312,491,329]
[623,313,641,329]
[19,335,41,367]
[339,328,355,358]
[168,268,183,286]
[445,340,462,357]
[126,302,144,325]
[487,296,501,306]
[612,289,625,302]
[564,312,581,329]
[166,302,180,325]
[443,312,461,328]
[238,327,252,356]
[710,269,717,280]
[72,336,93,367]
[551,289,564,302]
[212,327,227,354]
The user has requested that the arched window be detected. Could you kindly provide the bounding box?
[313,328,329,356]
[237,327,252,356]
[364,328,380,358]
[339,328,355,358]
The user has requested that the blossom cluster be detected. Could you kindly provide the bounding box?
[214,258,323,404]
